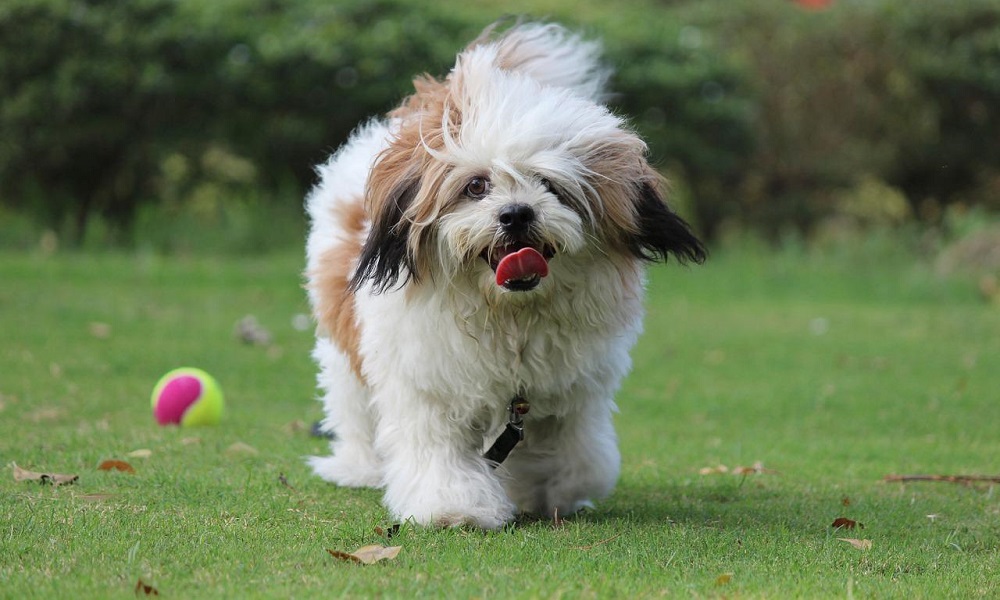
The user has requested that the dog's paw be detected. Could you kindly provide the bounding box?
[386,481,516,530]
[408,503,515,530]
[307,451,383,488]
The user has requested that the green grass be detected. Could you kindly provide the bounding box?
[1,241,998,598]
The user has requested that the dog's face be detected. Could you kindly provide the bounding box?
[350,36,706,297]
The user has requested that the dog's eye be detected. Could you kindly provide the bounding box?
[464,176,490,199]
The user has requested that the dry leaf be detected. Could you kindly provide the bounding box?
[226,442,259,456]
[837,538,872,551]
[699,464,729,475]
[12,462,78,485]
[841,496,851,506]
[98,460,136,474]
[127,449,153,459]
[282,420,307,434]
[884,473,1000,485]
[351,545,402,564]
[326,549,362,564]
[831,517,863,530]
[732,461,775,475]
[135,578,159,596]
[326,545,402,565]
[88,322,112,339]
[180,437,201,445]
[715,573,733,586]
[26,407,65,423]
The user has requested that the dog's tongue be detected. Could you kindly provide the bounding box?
[495,247,549,287]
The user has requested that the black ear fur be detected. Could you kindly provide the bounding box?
[627,182,707,264]
[349,179,420,293]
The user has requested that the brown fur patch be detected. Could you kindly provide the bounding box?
[580,130,664,249]
[310,197,367,382]
[367,74,461,281]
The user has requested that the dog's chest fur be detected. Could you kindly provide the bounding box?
[354,254,645,431]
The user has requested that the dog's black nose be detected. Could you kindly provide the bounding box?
[498,203,535,233]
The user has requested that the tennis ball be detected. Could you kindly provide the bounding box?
[151,367,224,426]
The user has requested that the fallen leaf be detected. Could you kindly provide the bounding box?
[715,573,733,586]
[326,549,362,564]
[351,544,402,564]
[831,517,863,530]
[884,473,1000,485]
[699,464,729,475]
[837,538,872,551]
[88,322,112,339]
[282,420,307,434]
[226,442,259,456]
[135,578,159,596]
[732,461,776,475]
[98,460,136,474]
[26,407,65,423]
[326,545,402,565]
[841,496,851,506]
[180,437,201,445]
[12,462,78,485]
[127,449,153,459]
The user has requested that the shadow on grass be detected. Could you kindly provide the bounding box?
[585,478,822,534]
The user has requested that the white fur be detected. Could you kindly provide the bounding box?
[306,23,655,528]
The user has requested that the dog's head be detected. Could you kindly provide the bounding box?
[351,23,706,296]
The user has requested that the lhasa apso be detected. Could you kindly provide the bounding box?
[306,21,706,528]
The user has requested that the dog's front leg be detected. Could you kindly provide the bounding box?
[500,392,621,519]
[374,387,516,529]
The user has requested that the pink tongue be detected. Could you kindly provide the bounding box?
[495,247,549,286]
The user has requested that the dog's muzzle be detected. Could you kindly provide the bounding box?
[481,243,556,291]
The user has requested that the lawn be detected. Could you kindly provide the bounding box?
[1,241,998,598]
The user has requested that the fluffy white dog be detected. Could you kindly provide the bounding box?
[305,21,706,528]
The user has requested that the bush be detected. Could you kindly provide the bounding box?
[604,15,755,236]
[886,0,1000,216]
[0,0,473,245]
[680,0,1000,236]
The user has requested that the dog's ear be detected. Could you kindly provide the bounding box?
[349,172,421,293]
[626,181,707,264]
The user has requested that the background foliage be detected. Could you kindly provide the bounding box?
[1,0,998,250]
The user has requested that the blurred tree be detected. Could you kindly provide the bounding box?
[607,18,755,237]
[888,0,1000,216]
[0,0,471,243]
[0,0,184,241]
[2,0,997,246]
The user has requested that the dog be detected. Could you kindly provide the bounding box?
[305,21,706,528]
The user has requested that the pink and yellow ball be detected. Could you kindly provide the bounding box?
[151,367,224,426]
